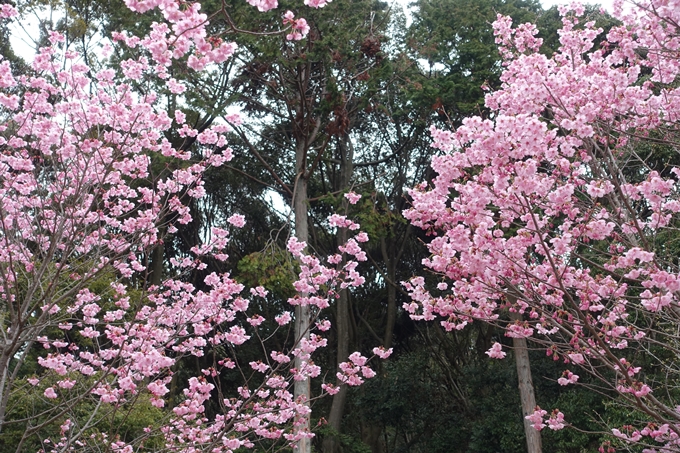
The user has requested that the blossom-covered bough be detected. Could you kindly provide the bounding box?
[0,1,389,452]
[404,0,680,450]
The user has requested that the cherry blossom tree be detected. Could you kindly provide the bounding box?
[0,1,390,452]
[404,0,680,450]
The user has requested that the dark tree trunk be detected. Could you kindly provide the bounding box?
[323,134,354,453]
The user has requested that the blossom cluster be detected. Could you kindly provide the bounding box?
[283,11,311,41]
[404,0,680,447]
[0,0,385,452]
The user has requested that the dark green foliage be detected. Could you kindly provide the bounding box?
[406,0,544,126]
[348,323,613,453]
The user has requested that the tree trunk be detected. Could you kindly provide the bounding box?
[148,232,165,287]
[381,241,397,349]
[322,289,349,453]
[510,311,542,453]
[361,423,383,453]
[294,142,312,453]
[323,134,354,453]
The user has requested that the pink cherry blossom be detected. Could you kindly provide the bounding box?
[227,213,246,228]
[557,371,579,386]
[485,342,506,359]
[246,0,278,12]
[525,407,547,431]
[344,191,362,204]
[304,0,330,7]
[44,388,58,399]
[276,312,293,326]
[372,346,393,359]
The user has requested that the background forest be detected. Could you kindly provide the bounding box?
[0,0,671,452]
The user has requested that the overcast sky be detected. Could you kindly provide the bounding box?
[540,0,615,11]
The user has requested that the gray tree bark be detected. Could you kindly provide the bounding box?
[510,310,542,453]
[294,141,312,453]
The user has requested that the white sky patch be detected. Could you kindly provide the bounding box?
[541,0,615,11]
[265,191,292,219]
[8,14,40,58]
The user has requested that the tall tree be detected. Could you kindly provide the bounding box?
[220,1,396,450]
[0,1,383,452]
[404,1,680,451]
